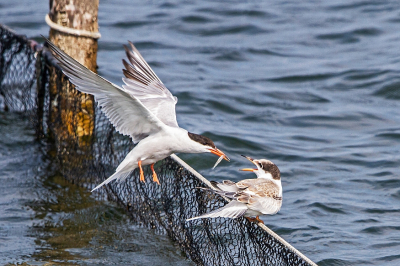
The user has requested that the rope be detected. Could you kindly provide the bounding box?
[45,14,101,39]
[170,153,318,266]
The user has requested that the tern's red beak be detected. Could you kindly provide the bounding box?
[209,148,230,161]
[240,155,258,172]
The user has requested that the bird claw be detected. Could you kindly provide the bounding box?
[256,216,264,224]
[140,172,145,182]
[151,163,160,185]
[138,160,145,183]
[246,216,264,224]
[152,172,160,185]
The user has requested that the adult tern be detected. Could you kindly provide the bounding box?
[44,38,229,191]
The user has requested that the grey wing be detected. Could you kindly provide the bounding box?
[237,180,282,215]
[122,42,179,128]
[248,196,282,215]
[186,201,248,221]
[211,180,241,193]
[45,38,166,143]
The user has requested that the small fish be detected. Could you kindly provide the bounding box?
[212,155,225,169]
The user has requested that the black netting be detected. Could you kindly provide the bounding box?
[0,25,37,112]
[0,25,315,266]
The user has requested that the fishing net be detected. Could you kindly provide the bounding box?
[0,25,36,112]
[0,24,316,266]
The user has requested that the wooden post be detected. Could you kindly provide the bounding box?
[46,0,100,175]
[47,0,99,144]
[48,0,99,71]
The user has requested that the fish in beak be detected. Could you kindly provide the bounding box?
[209,148,230,161]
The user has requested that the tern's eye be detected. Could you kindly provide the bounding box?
[259,163,263,169]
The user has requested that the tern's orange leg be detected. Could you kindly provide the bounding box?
[150,163,160,185]
[255,216,264,224]
[246,216,264,224]
[246,217,256,222]
[138,160,145,183]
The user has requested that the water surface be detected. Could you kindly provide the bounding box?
[2,0,400,265]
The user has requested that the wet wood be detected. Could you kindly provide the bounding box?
[47,0,99,145]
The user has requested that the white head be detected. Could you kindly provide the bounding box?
[187,132,230,161]
[240,155,280,180]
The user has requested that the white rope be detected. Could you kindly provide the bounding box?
[170,154,215,189]
[170,153,317,266]
[257,223,318,266]
[45,14,101,39]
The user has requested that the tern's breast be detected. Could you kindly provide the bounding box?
[132,127,187,162]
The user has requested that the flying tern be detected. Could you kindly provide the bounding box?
[187,155,282,223]
[44,38,229,191]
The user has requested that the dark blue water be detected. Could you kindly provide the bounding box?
[2,0,400,265]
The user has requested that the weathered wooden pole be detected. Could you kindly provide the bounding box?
[47,0,99,144]
[48,0,99,71]
[45,0,100,176]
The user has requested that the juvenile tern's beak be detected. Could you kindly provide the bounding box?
[209,148,230,161]
[240,155,258,172]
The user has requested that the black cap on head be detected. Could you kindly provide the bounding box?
[188,132,216,148]
[257,160,281,180]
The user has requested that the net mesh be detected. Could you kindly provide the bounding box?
[0,25,315,266]
[0,25,36,112]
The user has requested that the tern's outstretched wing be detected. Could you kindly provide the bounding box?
[122,42,179,128]
[45,38,166,143]
[186,201,248,221]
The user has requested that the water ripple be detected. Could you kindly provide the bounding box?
[199,24,269,36]
[267,73,338,83]
[308,202,348,215]
[364,208,400,214]
[196,7,270,18]
[212,50,247,61]
[181,15,215,24]
[373,81,400,99]
[361,226,400,235]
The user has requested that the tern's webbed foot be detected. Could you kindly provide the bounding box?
[150,163,160,185]
[255,216,264,224]
[246,216,264,224]
[138,160,145,183]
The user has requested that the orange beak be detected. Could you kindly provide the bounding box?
[209,148,230,161]
[240,155,257,172]
[240,168,256,172]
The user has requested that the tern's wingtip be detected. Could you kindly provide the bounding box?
[123,44,130,52]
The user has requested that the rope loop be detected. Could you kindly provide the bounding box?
[45,14,101,39]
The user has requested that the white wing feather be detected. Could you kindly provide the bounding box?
[212,180,240,193]
[45,39,166,143]
[247,196,282,215]
[121,42,179,128]
[186,201,248,221]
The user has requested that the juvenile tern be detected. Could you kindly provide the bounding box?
[187,155,282,223]
[44,38,229,191]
